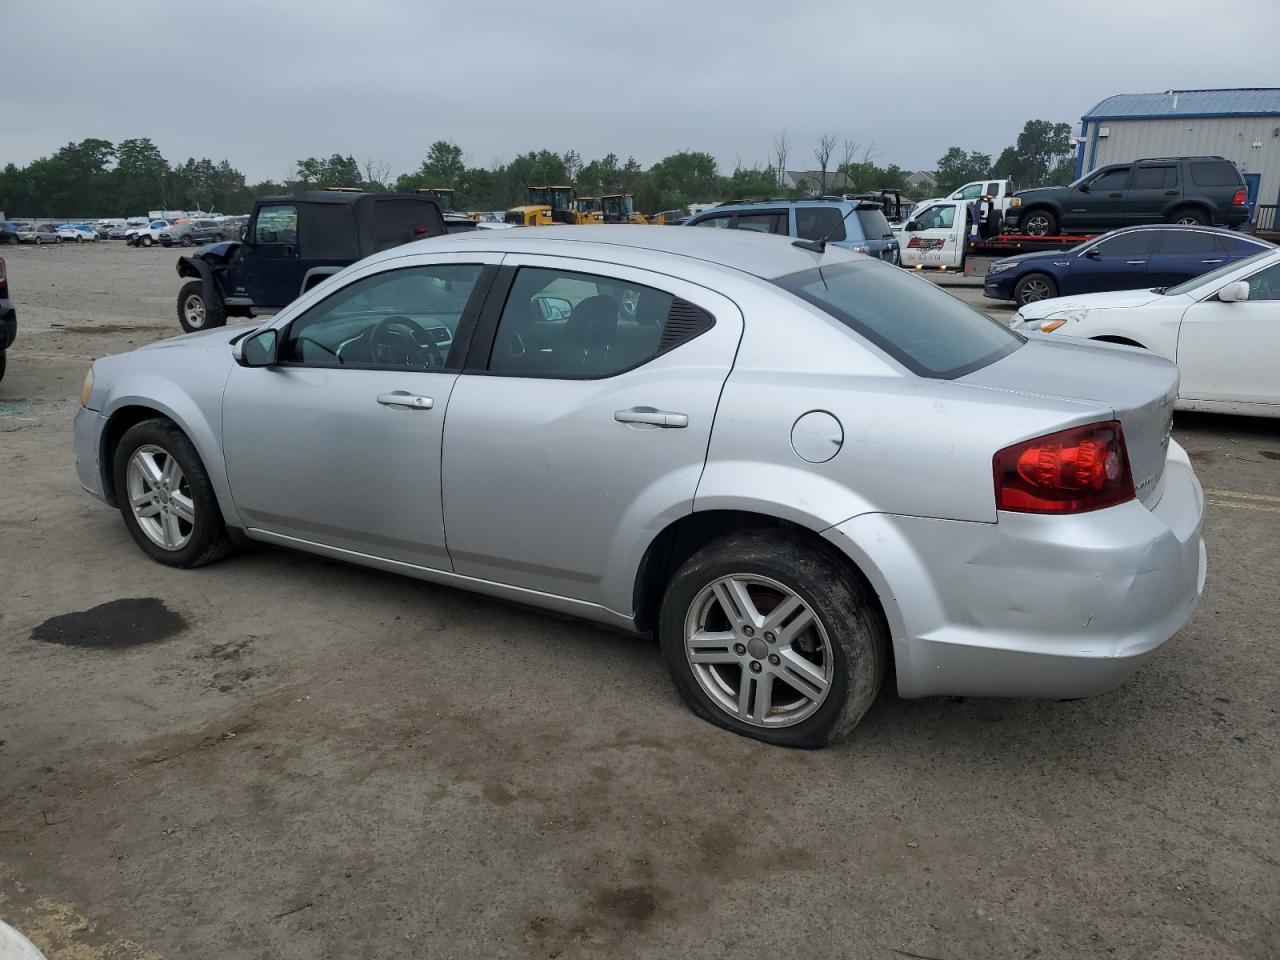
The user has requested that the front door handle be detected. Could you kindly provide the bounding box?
[1200,258,1224,264]
[1126,260,1146,265]
[377,391,433,410]
[1164,190,1179,196]
[615,407,688,428]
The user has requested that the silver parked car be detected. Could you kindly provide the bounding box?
[73,227,1206,747]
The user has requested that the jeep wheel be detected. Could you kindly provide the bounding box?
[1019,209,1058,237]
[1170,208,1207,226]
[177,280,227,333]
[659,531,888,748]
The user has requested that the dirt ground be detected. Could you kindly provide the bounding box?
[1,240,1277,960]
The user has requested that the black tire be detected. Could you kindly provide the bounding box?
[181,235,193,247]
[112,418,235,568]
[1019,208,1058,237]
[1170,207,1207,226]
[142,235,153,247]
[0,348,6,383]
[1014,272,1059,306]
[981,206,1002,239]
[214,233,225,242]
[658,530,888,748]
[176,280,227,333]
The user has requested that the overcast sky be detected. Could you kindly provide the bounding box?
[6,0,1278,182]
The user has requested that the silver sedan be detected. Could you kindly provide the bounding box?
[74,227,1206,747]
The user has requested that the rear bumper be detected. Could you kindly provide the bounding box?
[824,440,1205,699]
[0,299,15,349]
[74,406,109,504]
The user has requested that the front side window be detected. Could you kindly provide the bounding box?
[254,204,298,244]
[693,214,732,229]
[775,261,1021,379]
[796,207,846,242]
[1245,262,1280,301]
[1089,166,1130,191]
[956,183,983,200]
[281,264,483,369]
[914,204,955,230]
[489,266,708,378]
[1090,232,1155,257]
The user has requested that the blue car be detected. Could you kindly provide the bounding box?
[984,224,1272,307]
[686,199,900,264]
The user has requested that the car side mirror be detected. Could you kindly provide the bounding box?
[1078,183,1091,193]
[239,226,249,242]
[904,221,921,232]
[1085,248,1101,259]
[533,295,572,321]
[1218,280,1250,303]
[233,328,278,367]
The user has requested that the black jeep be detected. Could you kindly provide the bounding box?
[174,191,446,332]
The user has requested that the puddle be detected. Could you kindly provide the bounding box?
[32,598,187,648]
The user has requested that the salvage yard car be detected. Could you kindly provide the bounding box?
[1012,245,1280,417]
[75,227,1206,748]
[1008,156,1250,237]
[158,218,226,247]
[688,199,901,264]
[174,190,446,332]
[985,224,1272,306]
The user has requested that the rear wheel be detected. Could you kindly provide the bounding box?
[1014,272,1058,306]
[176,280,227,332]
[1170,207,1207,226]
[113,418,234,568]
[659,531,888,748]
[1019,209,1058,237]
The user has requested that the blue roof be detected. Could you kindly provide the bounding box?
[1083,88,1280,121]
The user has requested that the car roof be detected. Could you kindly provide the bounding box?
[1100,224,1258,238]
[378,225,860,280]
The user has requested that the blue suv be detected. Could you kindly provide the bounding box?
[686,199,900,264]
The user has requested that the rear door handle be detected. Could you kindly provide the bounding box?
[1164,190,1179,196]
[1200,258,1224,264]
[1125,260,1146,265]
[615,407,688,428]
[377,391,433,410]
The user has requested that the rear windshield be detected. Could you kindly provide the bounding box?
[1189,161,1243,187]
[774,260,1022,379]
[854,208,893,240]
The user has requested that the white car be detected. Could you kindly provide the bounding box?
[1013,246,1280,417]
[57,224,99,242]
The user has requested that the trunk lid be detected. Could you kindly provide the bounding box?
[962,337,1177,507]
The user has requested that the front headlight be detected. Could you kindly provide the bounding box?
[1008,197,1022,208]
[987,262,1018,274]
[81,367,94,407]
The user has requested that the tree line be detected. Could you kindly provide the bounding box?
[0,121,1075,218]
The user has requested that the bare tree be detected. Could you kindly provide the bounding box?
[771,130,791,189]
[813,132,838,194]
[363,158,392,191]
[840,138,861,173]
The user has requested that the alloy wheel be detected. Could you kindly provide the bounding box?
[126,444,195,550]
[1020,278,1052,303]
[182,293,206,329]
[683,574,833,727]
[1024,215,1051,237]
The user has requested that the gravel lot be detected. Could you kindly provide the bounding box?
[1,240,1277,960]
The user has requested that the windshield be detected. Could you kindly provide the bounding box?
[1164,248,1275,297]
[774,260,1023,379]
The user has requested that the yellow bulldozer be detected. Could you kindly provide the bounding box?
[574,196,603,224]
[504,185,579,226]
[600,194,649,224]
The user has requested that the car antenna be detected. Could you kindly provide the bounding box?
[792,204,857,254]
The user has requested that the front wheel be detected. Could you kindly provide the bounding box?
[112,418,234,568]
[176,280,227,332]
[141,235,153,247]
[181,235,193,247]
[1014,272,1059,306]
[659,531,888,748]
[1019,209,1058,237]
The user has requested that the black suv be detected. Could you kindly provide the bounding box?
[1009,156,1249,237]
[175,191,446,332]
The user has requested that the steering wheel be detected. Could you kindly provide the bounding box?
[369,315,445,368]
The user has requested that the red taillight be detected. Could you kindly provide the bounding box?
[0,256,6,286]
[994,420,1134,514]
[414,225,432,235]
[1232,188,1247,206]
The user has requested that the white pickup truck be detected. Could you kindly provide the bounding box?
[920,178,1018,214]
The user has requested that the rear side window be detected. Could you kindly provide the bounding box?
[1189,161,1243,187]
[1155,231,1215,254]
[796,207,846,242]
[854,208,892,240]
[1131,165,1178,189]
[774,261,1021,379]
[734,212,787,234]
[370,199,441,251]
[299,203,358,259]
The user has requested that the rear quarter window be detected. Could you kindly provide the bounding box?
[774,260,1022,379]
[795,207,846,242]
[854,208,892,240]
[1189,161,1243,187]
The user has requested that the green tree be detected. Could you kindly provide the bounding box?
[993,120,1074,188]
[934,147,993,193]
[294,154,363,188]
